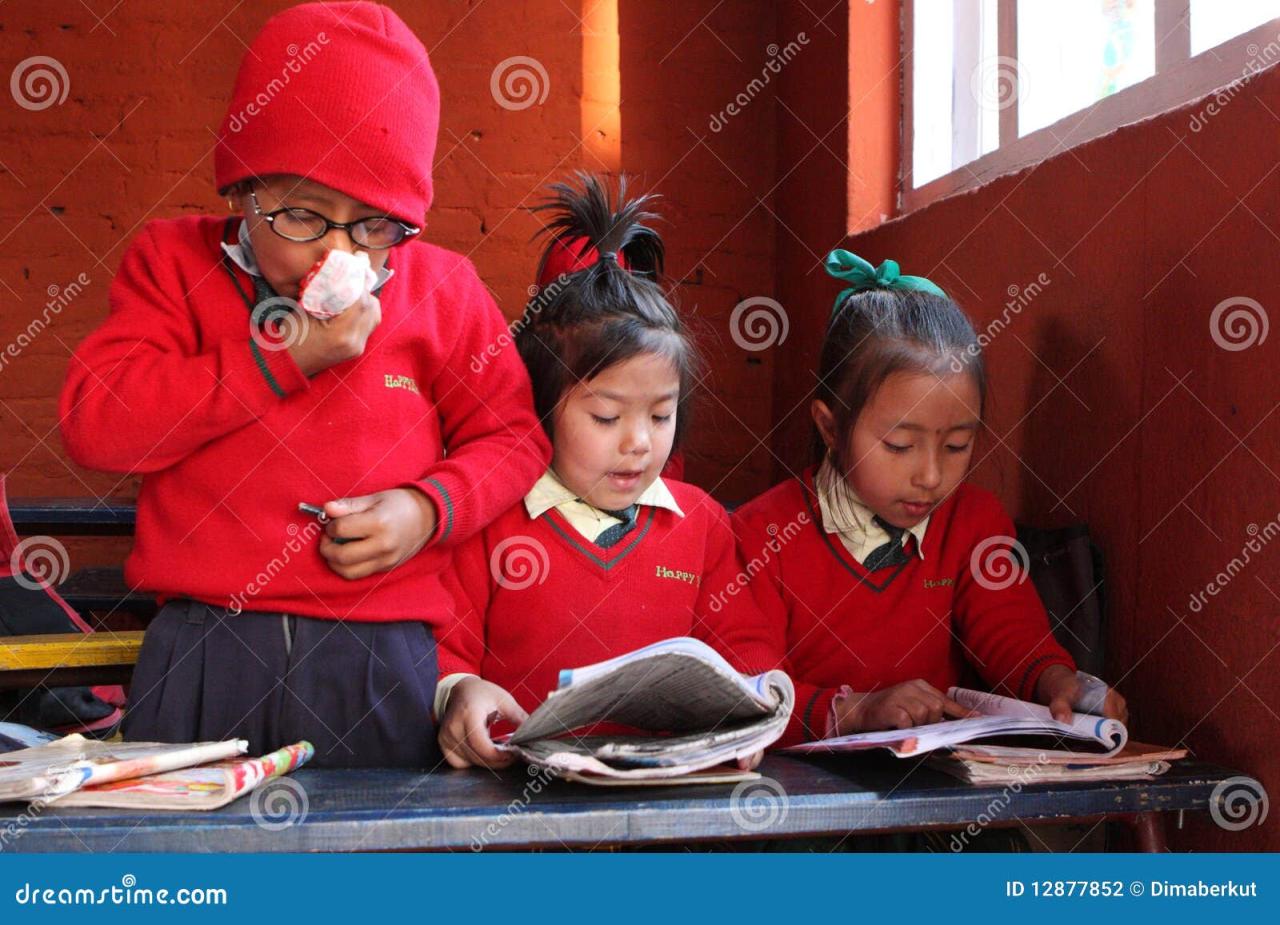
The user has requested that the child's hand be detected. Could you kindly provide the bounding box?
[439,677,529,769]
[1036,664,1129,724]
[735,750,764,771]
[285,294,381,377]
[834,679,975,734]
[319,488,437,580]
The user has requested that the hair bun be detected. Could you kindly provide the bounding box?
[532,171,664,289]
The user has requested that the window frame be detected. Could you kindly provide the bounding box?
[902,0,1280,213]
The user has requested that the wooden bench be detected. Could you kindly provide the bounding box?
[0,631,144,690]
[3,754,1242,852]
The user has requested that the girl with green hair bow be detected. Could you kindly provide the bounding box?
[731,249,1128,746]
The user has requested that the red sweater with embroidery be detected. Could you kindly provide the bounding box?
[440,481,778,716]
[732,471,1075,746]
[60,216,550,625]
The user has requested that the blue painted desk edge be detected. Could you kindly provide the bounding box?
[3,755,1243,853]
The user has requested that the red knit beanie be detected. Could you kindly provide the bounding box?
[214,1,439,224]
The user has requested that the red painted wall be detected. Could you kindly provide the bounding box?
[617,0,779,500]
[773,5,1280,851]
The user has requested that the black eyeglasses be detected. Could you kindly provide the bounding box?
[249,189,420,249]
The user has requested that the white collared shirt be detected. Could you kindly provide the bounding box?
[220,219,395,290]
[814,460,928,564]
[524,468,684,543]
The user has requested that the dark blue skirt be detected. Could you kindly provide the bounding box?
[122,600,440,769]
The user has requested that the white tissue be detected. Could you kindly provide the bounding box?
[298,250,377,319]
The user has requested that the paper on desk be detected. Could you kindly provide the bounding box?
[786,687,1128,758]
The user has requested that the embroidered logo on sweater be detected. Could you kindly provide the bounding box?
[384,374,420,394]
[655,565,700,586]
[923,577,954,589]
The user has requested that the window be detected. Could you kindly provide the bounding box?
[904,0,1280,211]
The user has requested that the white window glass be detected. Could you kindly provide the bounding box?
[912,0,956,187]
[1190,0,1280,55]
[1017,0,1155,137]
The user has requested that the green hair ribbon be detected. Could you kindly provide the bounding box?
[824,249,947,315]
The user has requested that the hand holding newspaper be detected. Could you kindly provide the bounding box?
[786,686,1128,758]
[499,637,794,785]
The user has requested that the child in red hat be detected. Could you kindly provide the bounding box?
[59,2,550,768]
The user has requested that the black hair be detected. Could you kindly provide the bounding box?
[516,172,702,448]
[814,286,986,472]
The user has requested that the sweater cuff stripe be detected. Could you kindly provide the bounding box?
[801,689,825,740]
[1019,653,1070,701]
[249,341,286,399]
[425,478,454,542]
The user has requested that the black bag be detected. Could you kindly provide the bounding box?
[1015,522,1106,677]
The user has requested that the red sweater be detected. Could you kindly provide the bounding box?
[440,481,778,716]
[60,216,550,625]
[732,470,1075,745]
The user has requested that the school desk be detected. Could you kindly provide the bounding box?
[4,754,1243,852]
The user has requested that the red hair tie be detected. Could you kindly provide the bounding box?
[536,235,629,289]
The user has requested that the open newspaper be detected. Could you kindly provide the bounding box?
[56,741,314,810]
[786,686,1128,758]
[0,735,248,803]
[501,637,794,784]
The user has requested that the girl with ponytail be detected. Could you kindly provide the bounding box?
[435,173,777,769]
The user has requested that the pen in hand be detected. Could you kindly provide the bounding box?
[298,502,354,544]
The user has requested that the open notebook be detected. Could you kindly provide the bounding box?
[786,687,1128,758]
